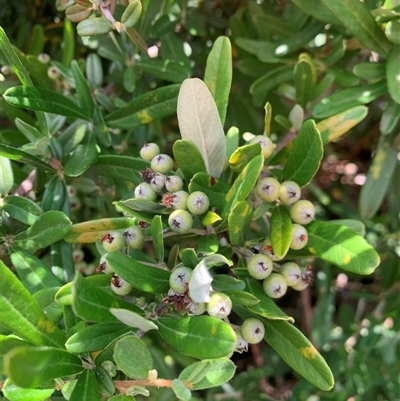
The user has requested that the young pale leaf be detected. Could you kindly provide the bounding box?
[228,200,254,246]
[0,144,52,171]
[13,211,71,252]
[204,36,232,125]
[305,221,380,274]
[2,195,42,225]
[69,369,100,401]
[179,358,236,390]
[229,143,261,172]
[270,205,292,259]
[222,154,263,219]
[2,379,55,401]
[113,335,153,379]
[109,308,158,332]
[3,86,89,119]
[226,126,239,159]
[105,252,171,293]
[151,215,165,263]
[0,156,14,195]
[188,260,213,303]
[65,322,131,353]
[4,346,83,388]
[72,273,144,322]
[177,78,227,178]
[359,135,398,220]
[172,139,207,182]
[316,106,368,144]
[282,120,323,187]
[386,45,400,104]
[157,316,237,359]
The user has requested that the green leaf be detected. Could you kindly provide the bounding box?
[2,196,42,226]
[86,155,149,183]
[352,62,386,81]
[62,19,75,66]
[172,379,192,401]
[212,275,246,292]
[105,252,170,293]
[304,221,380,274]
[222,154,263,219]
[228,200,254,246]
[33,287,63,323]
[106,84,180,129]
[13,211,72,251]
[51,240,75,283]
[118,198,170,216]
[113,335,153,379]
[64,131,98,177]
[359,134,398,220]
[173,139,207,182]
[223,290,259,306]
[94,365,115,397]
[179,358,236,390]
[319,0,391,57]
[204,36,232,125]
[5,346,83,388]
[71,60,95,118]
[0,143,52,171]
[226,126,239,159]
[71,273,144,323]
[188,172,230,209]
[316,106,368,144]
[177,78,227,178]
[10,247,61,294]
[229,143,262,172]
[15,118,45,141]
[86,53,103,88]
[270,205,292,259]
[135,59,190,83]
[41,176,68,212]
[3,86,89,119]
[380,100,400,135]
[197,234,219,255]
[294,54,316,108]
[0,336,30,375]
[282,120,323,187]
[0,156,14,195]
[330,219,365,237]
[151,215,164,263]
[386,19,400,45]
[291,0,340,24]
[65,322,131,353]
[386,45,400,104]
[312,81,387,118]
[2,379,54,401]
[109,308,158,332]
[244,278,294,322]
[250,66,293,98]
[157,316,237,359]
[69,369,100,401]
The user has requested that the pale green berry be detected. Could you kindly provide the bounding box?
[186,301,207,315]
[172,191,189,210]
[250,135,275,158]
[279,181,301,205]
[290,200,315,225]
[168,210,193,234]
[263,273,288,299]
[186,191,210,215]
[151,154,174,174]
[67,185,77,197]
[100,231,125,252]
[235,331,249,353]
[74,261,88,273]
[165,175,183,192]
[37,53,51,64]
[1,65,12,76]
[169,266,193,294]
[292,266,313,291]
[124,226,145,249]
[134,182,157,201]
[260,237,283,261]
[150,174,166,192]
[255,177,281,202]
[292,279,309,291]
[280,262,302,286]
[290,224,308,250]
[247,254,273,280]
[47,66,60,80]
[207,292,232,319]
[140,142,160,161]
[111,274,133,295]
[97,254,114,274]
[241,318,265,344]
[69,196,82,211]
[72,249,84,263]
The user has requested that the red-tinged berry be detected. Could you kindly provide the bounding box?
[100,231,125,252]
[290,224,308,250]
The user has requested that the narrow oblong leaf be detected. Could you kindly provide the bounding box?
[386,45,400,104]
[135,60,190,83]
[0,143,52,171]
[0,156,14,195]
[3,86,89,119]
[173,139,207,182]
[69,369,100,401]
[2,195,42,225]
[229,143,261,172]
[294,55,316,108]
[71,60,95,118]
[109,308,158,332]
[270,205,292,259]
[282,120,323,187]
[228,201,254,246]
[151,215,164,263]
[177,78,227,178]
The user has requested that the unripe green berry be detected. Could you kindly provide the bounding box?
[290,200,315,225]
[290,224,308,250]
[111,274,133,295]
[165,175,183,192]
[186,301,207,315]
[260,237,283,261]
[207,292,232,319]
[280,262,302,286]
[150,174,166,192]
[169,266,193,294]
[67,185,77,197]
[292,279,309,291]
[263,273,288,299]
[168,210,193,234]
[279,181,301,205]
[186,191,210,215]
[140,142,160,160]
[172,191,189,210]
[241,318,265,344]
[97,254,114,274]
[1,65,13,76]
[250,135,275,158]
[37,53,51,64]
[72,249,84,263]
[100,231,125,252]
[151,154,174,174]
[247,254,273,280]
[134,182,157,201]
[123,226,145,249]
[235,331,249,353]
[255,177,281,202]
[47,66,60,80]
[292,266,313,291]
[69,196,82,211]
